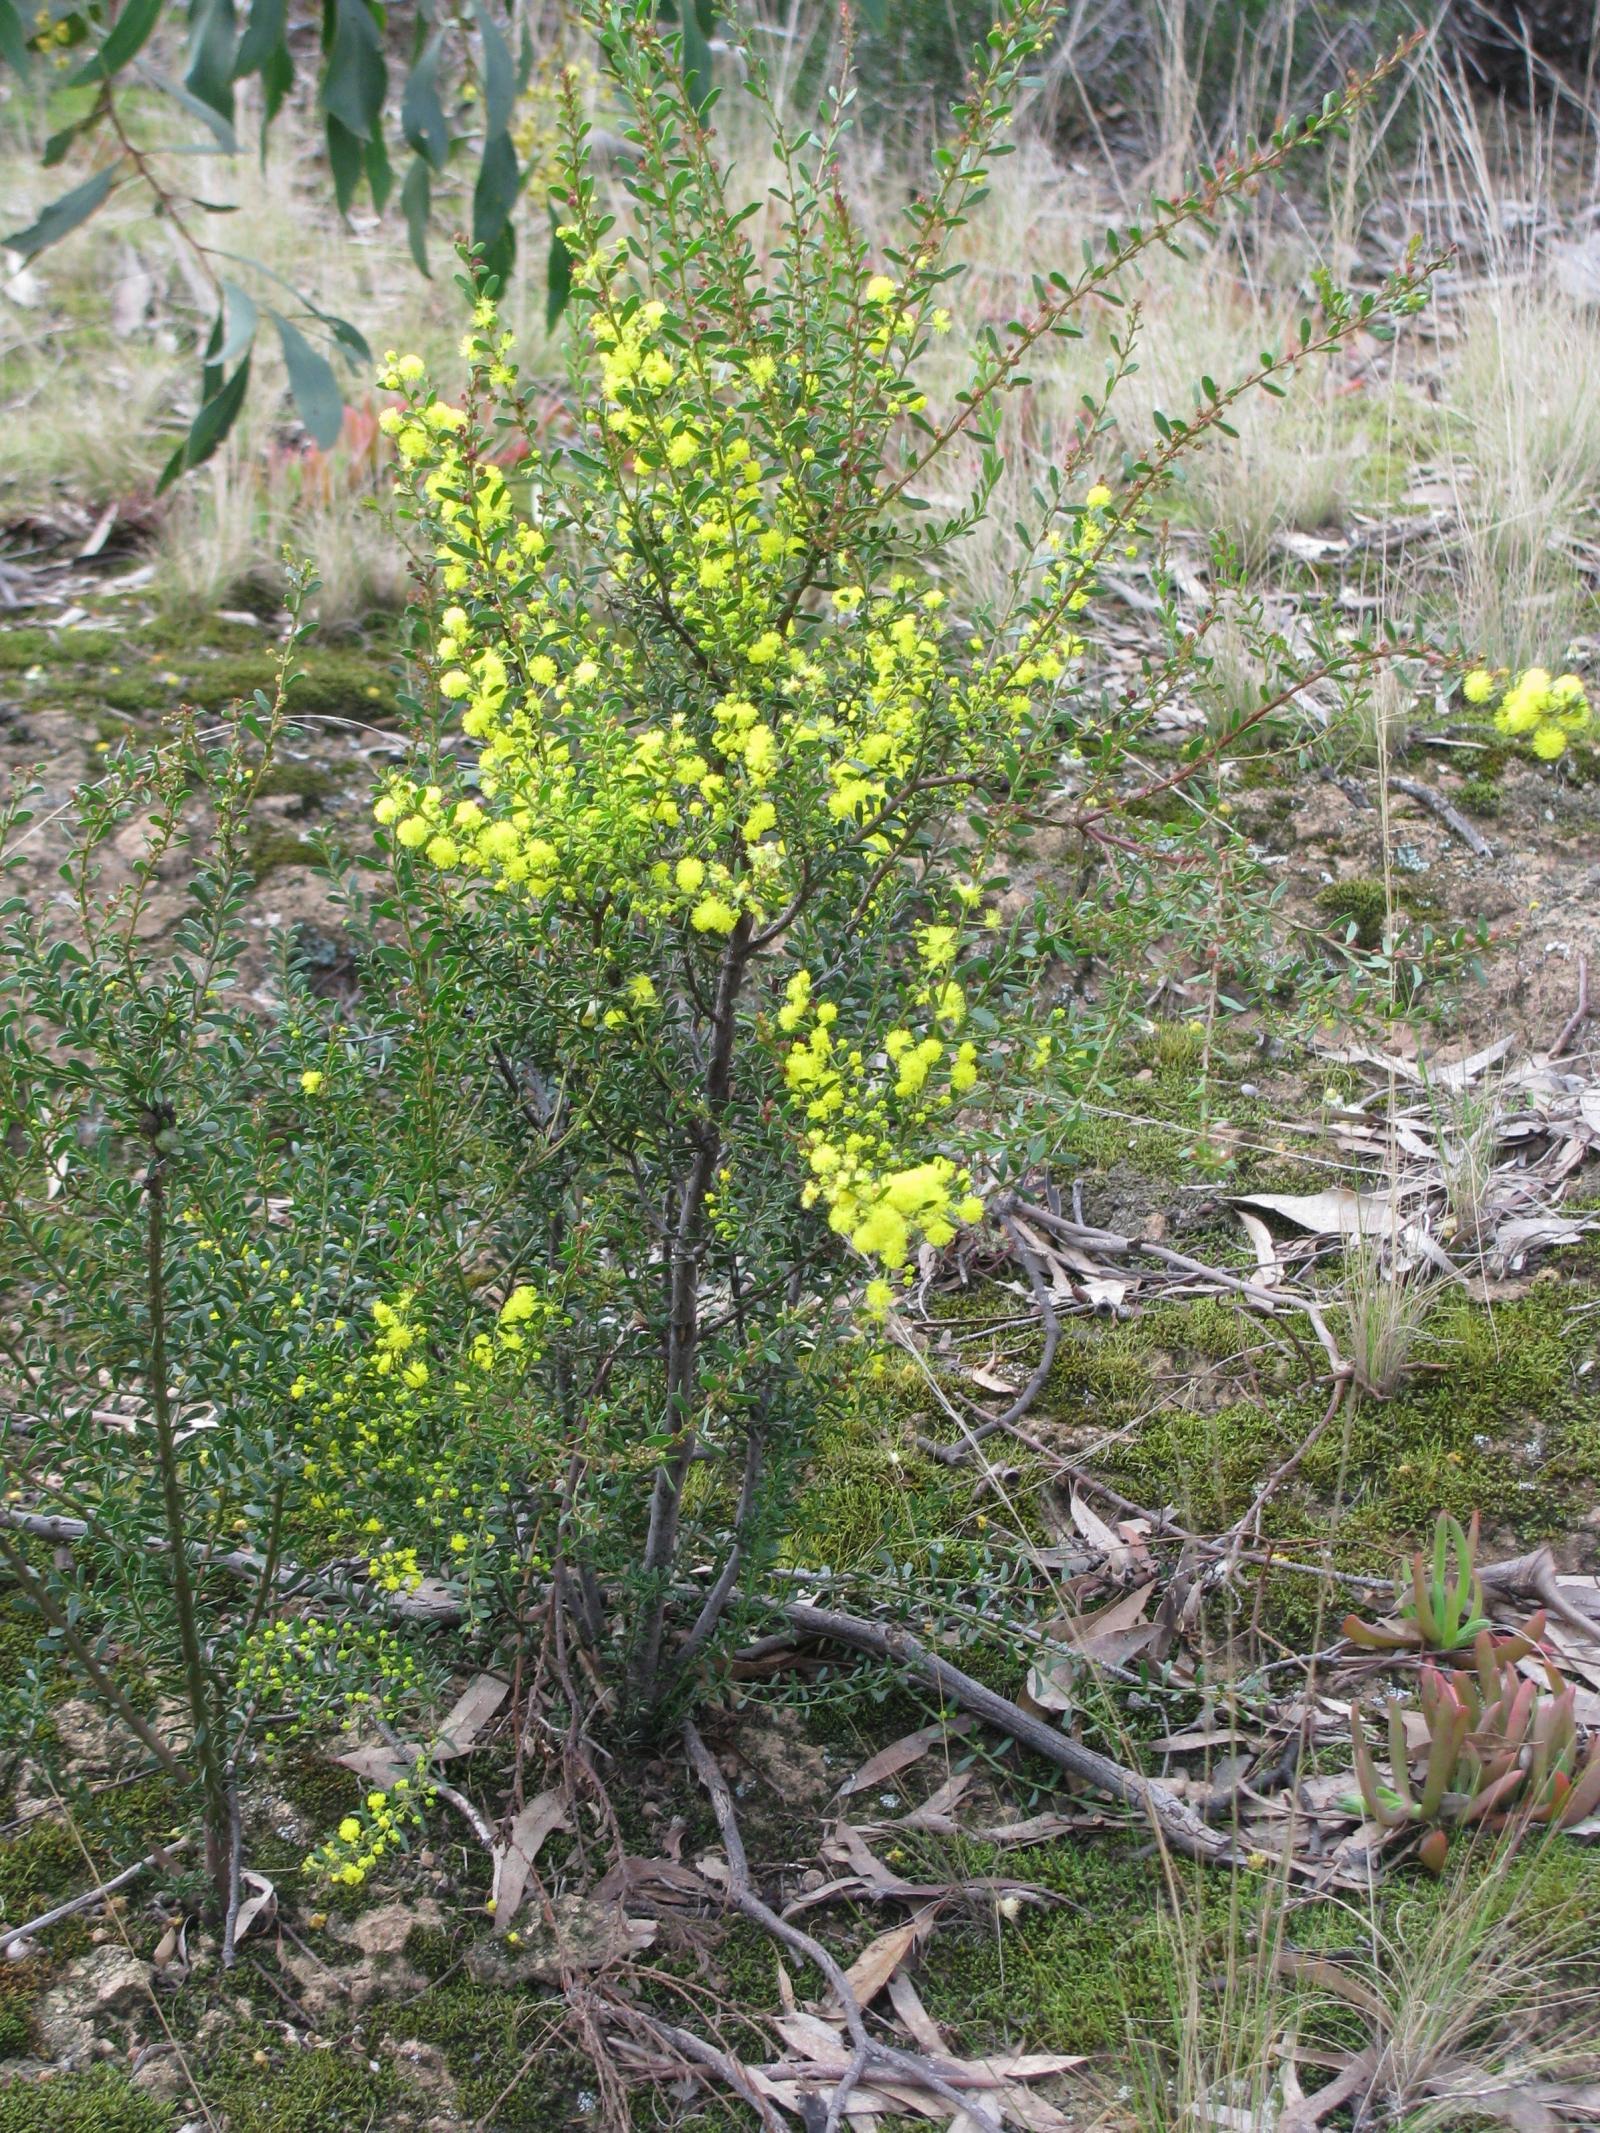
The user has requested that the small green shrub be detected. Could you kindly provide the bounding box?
[0,1,1435,1946]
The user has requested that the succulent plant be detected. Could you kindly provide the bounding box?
[1349,1631,1600,1869]
[1343,1511,1545,1658]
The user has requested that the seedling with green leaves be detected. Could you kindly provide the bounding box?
[1350,1634,1600,1871]
[1342,1511,1528,1654]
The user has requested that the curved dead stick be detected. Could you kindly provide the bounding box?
[1479,1547,1600,1640]
[915,1213,1062,1466]
[682,1721,1002,2133]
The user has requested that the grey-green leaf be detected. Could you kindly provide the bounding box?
[324,0,386,142]
[0,0,31,75]
[473,130,520,248]
[219,280,258,365]
[4,165,117,260]
[401,155,432,277]
[157,353,253,491]
[272,311,344,449]
[71,0,163,82]
[678,0,713,112]
[233,0,285,80]
[401,30,449,170]
[473,1,515,141]
[185,0,237,124]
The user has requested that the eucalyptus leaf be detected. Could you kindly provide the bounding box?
[4,165,117,261]
[71,0,163,82]
[232,0,285,79]
[401,155,432,277]
[0,0,31,76]
[323,0,386,142]
[157,352,252,491]
[271,311,345,449]
[144,67,240,150]
[219,280,259,366]
[185,0,237,124]
[401,30,449,170]
[473,0,515,140]
[473,129,521,248]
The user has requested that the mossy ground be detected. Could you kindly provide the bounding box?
[0,616,401,728]
[4,630,1600,2122]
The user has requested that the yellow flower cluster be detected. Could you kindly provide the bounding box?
[1464,665,1591,761]
[302,1761,432,1890]
[372,283,1090,962]
[778,959,984,1286]
[372,248,1105,1316]
[291,1283,545,1565]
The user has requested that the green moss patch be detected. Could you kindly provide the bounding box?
[0,2069,174,2133]
[376,1982,590,2129]
[201,2024,401,2133]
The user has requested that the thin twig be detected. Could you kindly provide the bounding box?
[682,1721,1002,2133]
[612,2005,787,2133]
[221,1783,244,1970]
[372,1716,498,1851]
[1221,1373,1354,1569]
[0,1526,193,1781]
[1550,953,1591,1060]
[0,1840,186,1957]
[915,1215,1061,1466]
[1135,1243,1348,1378]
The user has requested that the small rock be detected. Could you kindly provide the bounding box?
[50,1698,117,1769]
[131,2048,187,2101]
[339,1896,445,1959]
[35,1942,151,2061]
[465,1894,655,1986]
[33,1995,92,2067]
[86,1945,151,2017]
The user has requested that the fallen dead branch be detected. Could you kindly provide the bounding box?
[609,2003,789,2133]
[1389,775,1493,858]
[0,1837,189,1958]
[0,1502,466,1625]
[1477,1547,1600,1637]
[781,1602,1243,1869]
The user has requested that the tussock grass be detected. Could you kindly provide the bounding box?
[6,26,1600,651]
[1125,1835,1599,2132]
